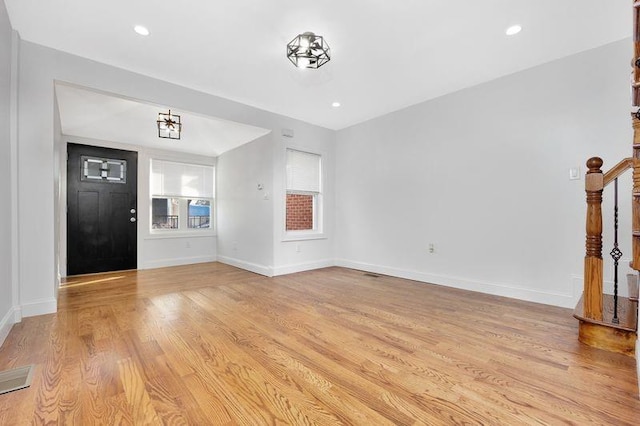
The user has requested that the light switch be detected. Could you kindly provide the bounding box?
[569,167,580,180]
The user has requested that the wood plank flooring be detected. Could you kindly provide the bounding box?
[0,262,638,424]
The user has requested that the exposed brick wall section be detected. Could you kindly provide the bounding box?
[286,194,313,231]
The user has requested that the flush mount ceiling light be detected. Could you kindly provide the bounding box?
[505,25,522,36]
[157,110,182,140]
[134,25,150,36]
[286,32,331,69]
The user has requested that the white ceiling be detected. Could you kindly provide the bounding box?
[6,1,631,130]
[55,84,271,157]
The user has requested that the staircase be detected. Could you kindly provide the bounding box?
[573,279,638,356]
[573,157,639,356]
[573,1,640,357]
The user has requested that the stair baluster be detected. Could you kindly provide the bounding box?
[611,178,622,324]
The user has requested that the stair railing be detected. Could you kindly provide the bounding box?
[583,156,634,321]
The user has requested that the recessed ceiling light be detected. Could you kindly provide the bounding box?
[505,25,522,36]
[134,25,150,36]
[332,102,341,108]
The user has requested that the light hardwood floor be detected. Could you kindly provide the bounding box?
[0,262,638,424]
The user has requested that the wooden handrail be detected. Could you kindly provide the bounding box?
[603,157,633,186]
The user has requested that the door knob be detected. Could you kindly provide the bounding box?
[130,208,136,214]
[130,217,136,222]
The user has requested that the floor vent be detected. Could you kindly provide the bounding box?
[0,365,34,395]
[363,273,380,278]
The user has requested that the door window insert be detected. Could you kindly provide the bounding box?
[81,156,127,183]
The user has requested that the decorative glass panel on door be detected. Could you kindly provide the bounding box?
[81,156,127,183]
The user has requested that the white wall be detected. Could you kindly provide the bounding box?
[15,39,335,317]
[335,39,632,308]
[0,0,15,345]
[216,122,336,276]
[272,127,336,276]
[53,92,62,298]
[138,145,217,270]
[217,134,275,275]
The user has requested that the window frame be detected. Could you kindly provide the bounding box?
[283,147,325,241]
[149,158,215,236]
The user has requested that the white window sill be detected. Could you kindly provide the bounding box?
[281,233,327,242]
[145,231,217,240]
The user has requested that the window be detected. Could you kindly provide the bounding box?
[286,149,321,233]
[152,197,179,229]
[151,159,214,231]
[188,199,211,228]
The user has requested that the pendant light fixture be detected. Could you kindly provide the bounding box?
[286,32,331,69]
[157,110,182,140]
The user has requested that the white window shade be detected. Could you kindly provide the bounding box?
[286,149,321,192]
[151,159,214,198]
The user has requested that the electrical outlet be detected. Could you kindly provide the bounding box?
[296,244,301,253]
[428,243,435,253]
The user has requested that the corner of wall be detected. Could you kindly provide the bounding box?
[19,298,56,318]
[272,259,335,276]
[0,305,20,348]
[217,255,274,277]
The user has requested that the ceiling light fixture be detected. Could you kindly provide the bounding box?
[134,25,150,36]
[332,102,341,108]
[505,25,522,36]
[287,32,331,69]
[157,110,182,140]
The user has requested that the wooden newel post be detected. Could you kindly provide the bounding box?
[584,157,604,320]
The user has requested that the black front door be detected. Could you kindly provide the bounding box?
[67,143,138,276]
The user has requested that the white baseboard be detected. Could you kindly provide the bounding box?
[217,255,273,277]
[141,255,216,270]
[19,297,57,318]
[0,306,20,348]
[272,259,335,276]
[335,259,575,308]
